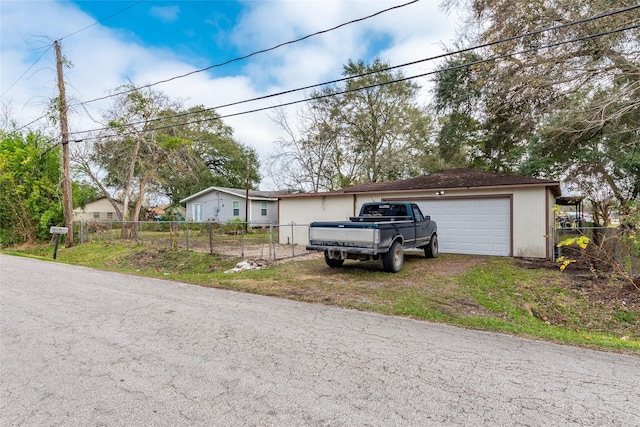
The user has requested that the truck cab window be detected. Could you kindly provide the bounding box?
[412,204,424,222]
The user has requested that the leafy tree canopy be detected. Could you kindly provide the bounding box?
[73,86,260,220]
[436,0,640,211]
[0,131,63,244]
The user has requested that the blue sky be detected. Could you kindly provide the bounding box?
[1,0,460,188]
[73,1,248,76]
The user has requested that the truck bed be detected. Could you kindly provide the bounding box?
[349,215,412,223]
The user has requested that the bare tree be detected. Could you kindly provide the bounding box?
[269,59,433,191]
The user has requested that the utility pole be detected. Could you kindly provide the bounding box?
[54,40,74,247]
[244,157,250,232]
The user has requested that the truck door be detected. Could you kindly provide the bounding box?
[411,204,431,246]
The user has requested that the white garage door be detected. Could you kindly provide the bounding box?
[417,198,511,256]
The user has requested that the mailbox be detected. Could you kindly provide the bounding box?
[49,226,68,259]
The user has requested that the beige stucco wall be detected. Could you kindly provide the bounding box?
[73,198,123,221]
[279,185,554,259]
[277,194,354,246]
[509,187,549,259]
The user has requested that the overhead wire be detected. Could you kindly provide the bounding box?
[1,1,144,100]
[15,3,640,140]
[59,0,144,41]
[13,112,52,133]
[11,0,419,130]
[70,21,640,143]
[1,46,52,99]
[65,4,640,139]
[79,0,420,106]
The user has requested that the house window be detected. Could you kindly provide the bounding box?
[193,204,203,222]
[233,201,240,216]
[107,212,113,220]
[261,201,268,216]
[94,212,100,219]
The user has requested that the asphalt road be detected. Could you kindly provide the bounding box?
[1,254,639,426]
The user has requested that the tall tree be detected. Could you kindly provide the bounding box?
[270,58,433,191]
[154,107,260,204]
[87,84,181,222]
[73,88,260,219]
[0,131,63,244]
[438,0,640,206]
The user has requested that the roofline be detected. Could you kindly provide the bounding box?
[276,181,562,198]
[180,186,278,203]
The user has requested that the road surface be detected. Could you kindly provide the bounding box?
[1,254,639,426]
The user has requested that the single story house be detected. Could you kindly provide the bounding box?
[277,168,561,260]
[73,197,124,221]
[180,186,278,226]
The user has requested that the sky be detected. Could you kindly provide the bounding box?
[1,0,462,190]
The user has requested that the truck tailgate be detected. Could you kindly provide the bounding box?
[309,225,378,248]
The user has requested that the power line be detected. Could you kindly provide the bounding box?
[59,0,144,41]
[79,0,420,105]
[13,112,51,132]
[1,46,52,98]
[2,1,143,100]
[66,4,640,138]
[71,22,640,143]
[14,3,640,135]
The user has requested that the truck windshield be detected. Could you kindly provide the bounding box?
[361,204,407,217]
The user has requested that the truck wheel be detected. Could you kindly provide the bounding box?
[425,234,438,258]
[383,241,404,273]
[324,251,344,268]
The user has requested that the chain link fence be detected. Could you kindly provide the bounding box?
[73,220,313,261]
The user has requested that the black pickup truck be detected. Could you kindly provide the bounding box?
[306,202,438,273]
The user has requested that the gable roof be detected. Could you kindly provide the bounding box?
[278,168,561,197]
[180,186,279,204]
[76,196,125,207]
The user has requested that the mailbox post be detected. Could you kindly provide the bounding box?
[49,226,69,259]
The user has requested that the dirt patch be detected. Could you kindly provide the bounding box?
[116,248,235,273]
[417,254,488,275]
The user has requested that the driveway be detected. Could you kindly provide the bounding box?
[1,254,639,426]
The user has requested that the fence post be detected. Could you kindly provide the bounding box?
[241,224,245,259]
[209,221,213,255]
[291,222,295,258]
[185,221,189,251]
[269,223,274,260]
[109,221,113,243]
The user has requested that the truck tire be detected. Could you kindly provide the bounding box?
[383,241,404,273]
[324,251,344,268]
[424,234,438,258]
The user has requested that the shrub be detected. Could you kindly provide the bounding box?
[557,202,639,291]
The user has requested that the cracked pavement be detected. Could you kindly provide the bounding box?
[1,254,639,426]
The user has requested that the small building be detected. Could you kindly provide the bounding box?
[73,197,124,221]
[277,168,561,260]
[180,186,278,226]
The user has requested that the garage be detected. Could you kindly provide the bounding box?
[277,168,560,260]
[415,198,511,256]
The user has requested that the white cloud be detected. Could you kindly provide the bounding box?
[1,0,460,190]
[150,5,180,22]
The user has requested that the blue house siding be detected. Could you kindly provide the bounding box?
[180,187,278,226]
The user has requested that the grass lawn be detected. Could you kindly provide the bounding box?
[4,241,639,355]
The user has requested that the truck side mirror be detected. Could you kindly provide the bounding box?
[425,215,431,221]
